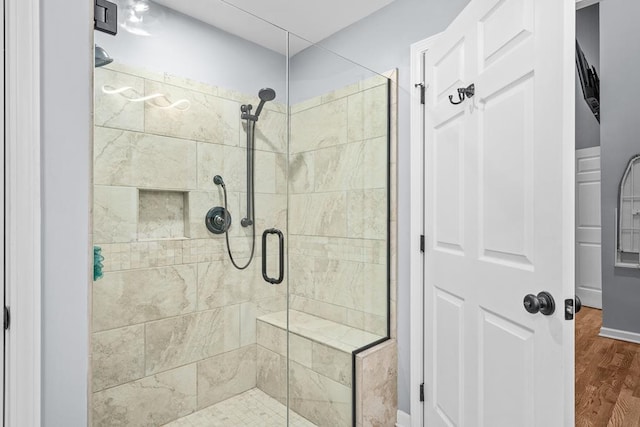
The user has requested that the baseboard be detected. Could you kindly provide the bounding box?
[396,410,411,427]
[599,327,640,344]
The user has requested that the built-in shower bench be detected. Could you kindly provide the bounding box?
[255,310,397,427]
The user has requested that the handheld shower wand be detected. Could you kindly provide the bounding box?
[207,88,276,271]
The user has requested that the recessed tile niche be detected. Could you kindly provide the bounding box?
[138,190,189,240]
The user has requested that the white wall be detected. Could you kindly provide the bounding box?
[41,0,92,425]
[95,2,287,101]
[292,0,469,413]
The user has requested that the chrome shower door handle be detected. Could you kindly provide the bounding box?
[262,228,284,284]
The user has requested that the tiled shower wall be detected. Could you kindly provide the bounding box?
[91,63,287,426]
[288,76,389,336]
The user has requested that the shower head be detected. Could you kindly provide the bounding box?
[95,45,113,68]
[213,175,225,186]
[254,88,276,119]
[258,88,276,102]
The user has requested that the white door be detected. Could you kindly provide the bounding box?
[423,0,575,426]
[575,147,601,309]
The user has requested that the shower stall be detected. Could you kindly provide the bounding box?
[91,1,396,425]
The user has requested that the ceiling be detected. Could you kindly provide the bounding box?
[151,0,395,55]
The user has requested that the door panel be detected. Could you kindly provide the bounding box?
[576,147,601,308]
[424,0,574,426]
[479,309,534,427]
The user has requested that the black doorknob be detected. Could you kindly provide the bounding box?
[523,291,556,316]
[575,295,582,313]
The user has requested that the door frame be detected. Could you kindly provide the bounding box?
[408,32,441,427]
[409,2,580,425]
[4,0,42,425]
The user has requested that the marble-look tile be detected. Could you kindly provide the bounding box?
[360,74,388,91]
[313,143,364,192]
[309,138,387,192]
[254,149,277,194]
[94,127,197,190]
[93,186,138,244]
[289,192,347,237]
[251,109,287,153]
[163,73,218,96]
[347,91,365,143]
[290,96,322,115]
[357,340,397,427]
[92,364,197,427]
[256,345,287,404]
[145,305,240,375]
[93,264,197,332]
[312,342,352,387]
[363,84,389,141]
[256,320,287,356]
[289,295,348,326]
[138,190,187,240]
[321,81,361,104]
[253,193,287,233]
[288,152,314,194]
[362,136,389,190]
[290,98,347,153]
[95,68,144,132]
[254,295,287,318]
[259,310,383,353]
[196,143,245,192]
[312,258,365,312]
[289,254,315,300]
[275,153,288,195]
[289,360,351,427]
[239,301,257,346]
[196,345,256,409]
[290,333,313,369]
[346,309,387,337]
[92,325,145,392]
[197,259,256,311]
[144,80,240,146]
[347,189,388,240]
[289,235,387,265]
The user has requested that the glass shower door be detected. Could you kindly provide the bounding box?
[285,34,391,427]
[91,2,290,425]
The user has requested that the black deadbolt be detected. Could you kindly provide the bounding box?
[523,291,556,316]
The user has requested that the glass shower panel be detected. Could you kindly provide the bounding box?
[286,34,391,427]
[91,1,290,425]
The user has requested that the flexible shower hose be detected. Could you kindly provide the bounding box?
[220,120,256,270]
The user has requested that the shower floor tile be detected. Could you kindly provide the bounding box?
[162,388,316,427]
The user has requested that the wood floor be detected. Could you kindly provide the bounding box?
[576,307,640,426]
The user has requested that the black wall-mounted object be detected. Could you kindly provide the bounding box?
[205,207,231,234]
[576,40,600,122]
[449,84,475,105]
[95,0,118,35]
[262,228,284,284]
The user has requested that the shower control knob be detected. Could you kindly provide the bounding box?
[523,291,556,316]
[205,207,231,234]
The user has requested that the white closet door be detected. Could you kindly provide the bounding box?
[576,146,602,309]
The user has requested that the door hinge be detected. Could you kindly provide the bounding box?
[4,306,10,331]
[419,383,425,402]
[420,235,425,253]
[95,0,118,35]
[415,83,425,105]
